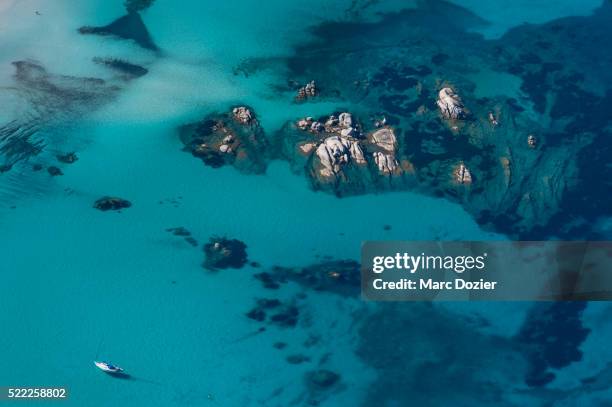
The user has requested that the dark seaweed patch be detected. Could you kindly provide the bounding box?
[78,12,159,51]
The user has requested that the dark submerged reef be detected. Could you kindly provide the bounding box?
[202,236,248,270]
[254,260,361,297]
[166,227,198,247]
[249,257,601,405]
[517,302,590,387]
[47,166,63,176]
[93,196,132,211]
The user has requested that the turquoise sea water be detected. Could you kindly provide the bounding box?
[1,1,610,406]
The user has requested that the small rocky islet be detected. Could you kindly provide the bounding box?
[202,236,249,271]
[179,106,268,174]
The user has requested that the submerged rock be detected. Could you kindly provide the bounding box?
[179,106,268,174]
[436,87,465,120]
[269,305,299,328]
[254,260,360,296]
[57,152,78,164]
[203,237,248,270]
[124,0,155,13]
[47,166,63,176]
[166,226,191,237]
[94,196,132,211]
[307,369,340,389]
[246,308,266,322]
[287,354,310,364]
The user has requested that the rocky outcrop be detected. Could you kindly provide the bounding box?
[453,162,472,184]
[528,134,537,148]
[94,196,131,211]
[437,87,465,120]
[280,112,411,194]
[232,106,255,125]
[179,106,268,174]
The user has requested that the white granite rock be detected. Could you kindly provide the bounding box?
[369,127,397,153]
[437,88,465,120]
[232,106,254,124]
[338,112,353,128]
[373,152,399,174]
[315,135,365,177]
[454,162,472,184]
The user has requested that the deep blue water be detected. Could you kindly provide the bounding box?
[0,1,610,406]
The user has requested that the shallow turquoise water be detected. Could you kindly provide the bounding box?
[0,0,608,406]
[0,116,499,405]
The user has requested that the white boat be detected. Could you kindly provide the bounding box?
[94,361,125,374]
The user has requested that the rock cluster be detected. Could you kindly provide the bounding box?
[296,117,324,133]
[296,80,317,100]
[284,112,409,194]
[437,87,465,120]
[232,106,254,125]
